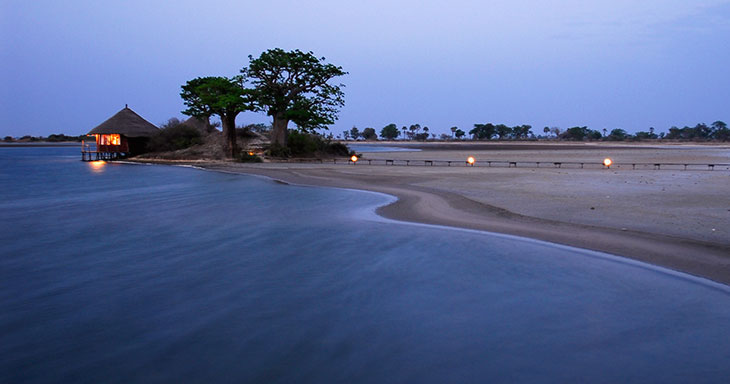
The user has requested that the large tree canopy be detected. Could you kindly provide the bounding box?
[180,76,252,158]
[470,123,496,140]
[241,49,347,147]
[380,123,399,140]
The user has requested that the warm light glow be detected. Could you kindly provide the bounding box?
[98,134,121,146]
[248,152,255,156]
[350,155,359,163]
[603,158,612,167]
[467,156,475,165]
[89,160,106,173]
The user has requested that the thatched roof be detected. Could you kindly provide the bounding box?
[88,106,160,137]
[182,116,213,134]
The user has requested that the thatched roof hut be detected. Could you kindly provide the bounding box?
[86,105,160,157]
[182,116,215,134]
[88,105,160,137]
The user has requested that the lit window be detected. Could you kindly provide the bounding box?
[99,134,121,145]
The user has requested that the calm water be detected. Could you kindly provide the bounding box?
[347,144,421,153]
[1,147,729,383]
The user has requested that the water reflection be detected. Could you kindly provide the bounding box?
[2,146,730,383]
[88,160,106,173]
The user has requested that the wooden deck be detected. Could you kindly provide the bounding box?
[80,143,128,161]
[81,150,128,161]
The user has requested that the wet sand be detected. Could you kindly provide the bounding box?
[135,142,730,285]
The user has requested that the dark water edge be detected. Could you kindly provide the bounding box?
[1,147,729,384]
[346,144,421,152]
[0,142,81,147]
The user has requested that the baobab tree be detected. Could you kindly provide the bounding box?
[180,76,252,158]
[241,49,347,148]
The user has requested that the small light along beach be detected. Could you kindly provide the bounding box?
[173,141,730,285]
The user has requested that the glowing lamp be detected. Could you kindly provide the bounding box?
[603,158,612,168]
[467,156,475,166]
[350,155,359,163]
[248,151,255,156]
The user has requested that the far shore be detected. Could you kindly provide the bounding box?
[127,142,730,286]
[0,142,82,147]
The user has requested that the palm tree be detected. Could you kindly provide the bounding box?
[409,124,421,140]
[450,126,457,138]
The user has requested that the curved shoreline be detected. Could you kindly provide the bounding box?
[129,159,730,286]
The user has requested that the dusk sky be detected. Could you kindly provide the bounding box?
[2,0,729,137]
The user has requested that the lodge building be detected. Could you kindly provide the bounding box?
[82,105,159,161]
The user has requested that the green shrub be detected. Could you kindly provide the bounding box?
[278,131,354,158]
[287,131,320,155]
[266,144,292,158]
[147,123,202,152]
[238,151,263,163]
[264,131,354,158]
[328,142,351,156]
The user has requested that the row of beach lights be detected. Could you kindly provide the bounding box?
[350,155,614,168]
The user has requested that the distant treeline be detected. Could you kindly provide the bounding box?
[536,121,729,142]
[341,121,730,142]
[3,134,86,142]
[7,120,729,144]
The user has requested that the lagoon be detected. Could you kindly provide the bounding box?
[347,143,421,153]
[1,147,729,383]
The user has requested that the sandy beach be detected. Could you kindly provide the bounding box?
[141,142,730,285]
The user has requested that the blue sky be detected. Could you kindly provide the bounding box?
[2,0,729,137]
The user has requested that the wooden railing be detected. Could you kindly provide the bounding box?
[274,157,730,171]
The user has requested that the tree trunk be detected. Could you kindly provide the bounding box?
[221,113,238,158]
[204,115,215,133]
[271,112,289,148]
